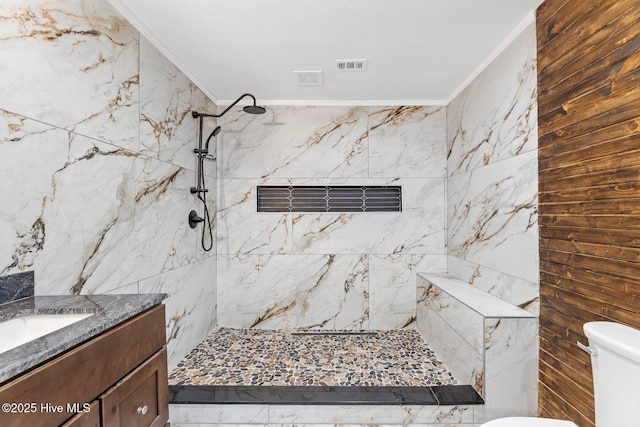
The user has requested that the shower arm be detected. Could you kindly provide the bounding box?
[191,93,259,120]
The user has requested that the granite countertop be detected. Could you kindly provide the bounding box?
[0,293,167,384]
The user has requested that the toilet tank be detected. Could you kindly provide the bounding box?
[584,322,640,427]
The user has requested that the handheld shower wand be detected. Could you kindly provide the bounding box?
[205,126,221,153]
[193,126,221,156]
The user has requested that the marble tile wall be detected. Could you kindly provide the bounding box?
[477,317,538,421]
[445,23,539,315]
[0,0,217,368]
[423,21,540,422]
[216,106,447,329]
[172,425,481,427]
[170,403,476,425]
[173,425,481,427]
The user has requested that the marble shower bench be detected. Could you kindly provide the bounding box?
[416,273,538,423]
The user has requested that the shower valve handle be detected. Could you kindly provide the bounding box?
[188,210,205,229]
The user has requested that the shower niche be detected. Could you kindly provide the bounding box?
[257,185,402,213]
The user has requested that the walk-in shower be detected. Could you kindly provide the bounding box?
[189,93,265,251]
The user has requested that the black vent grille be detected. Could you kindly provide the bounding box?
[257,186,402,213]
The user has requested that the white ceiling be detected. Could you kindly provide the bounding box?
[107,0,543,105]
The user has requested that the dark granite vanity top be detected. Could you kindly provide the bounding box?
[0,293,166,384]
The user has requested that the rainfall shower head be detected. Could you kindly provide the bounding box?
[243,105,266,115]
[192,93,265,119]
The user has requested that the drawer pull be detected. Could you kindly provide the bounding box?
[137,405,148,415]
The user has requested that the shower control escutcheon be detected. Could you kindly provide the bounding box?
[188,210,204,229]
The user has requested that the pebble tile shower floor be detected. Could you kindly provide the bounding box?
[169,328,456,387]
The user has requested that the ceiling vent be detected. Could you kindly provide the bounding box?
[293,70,323,86]
[335,59,368,71]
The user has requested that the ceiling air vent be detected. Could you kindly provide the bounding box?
[335,59,368,71]
[293,70,323,86]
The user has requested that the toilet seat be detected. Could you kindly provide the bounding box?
[481,417,578,427]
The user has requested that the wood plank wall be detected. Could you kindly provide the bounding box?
[536,0,640,425]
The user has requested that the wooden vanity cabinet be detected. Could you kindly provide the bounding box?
[0,304,168,427]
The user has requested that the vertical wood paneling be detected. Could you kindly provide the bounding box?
[537,0,640,425]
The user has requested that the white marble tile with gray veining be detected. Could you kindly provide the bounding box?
[0,0,139,148]
[478,317,538,421]
[216,178,292,255]
[139,36,217,170]
[0,112,69,275]
[294,254,368,329]
[368,106,446,178]
[169,404,269,424]
[139,257,216,369]
[217,254,368,330]
[268,404,474,424]
[101,281,139,294]
[416,306,484,394]
[263,424,480,427]
[39,151,196,295]
[172,424,480,427]
[447,23,537,176]
[447,151,538,283]
[1,113,136,284]
[0,112,200,294]
[102,157,200,281]
[369,254,446,329]
[217,254,297,329]
[292,178,445,255]
[447,256,539,316]
[418,274,535,319]
[418,276,486,354]
[216,106,369,179]
[292,211,444,256]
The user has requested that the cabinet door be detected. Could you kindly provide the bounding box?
[61,401,100,427]
[100,348,168,427]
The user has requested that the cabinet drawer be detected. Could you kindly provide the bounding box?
[101,348,168,427]
[61,401,100,427]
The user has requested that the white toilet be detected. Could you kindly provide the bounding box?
[481,321,640,427]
